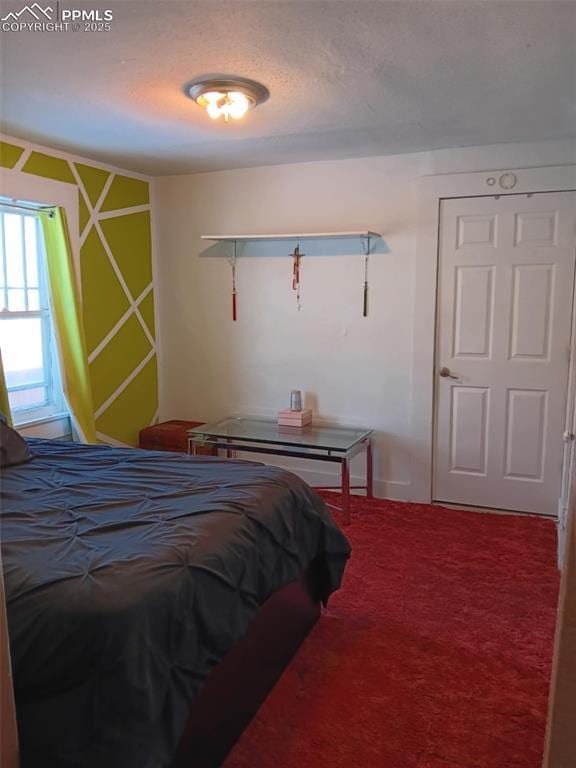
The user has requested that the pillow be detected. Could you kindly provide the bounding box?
[0,413,33,467]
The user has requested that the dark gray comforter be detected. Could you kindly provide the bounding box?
[0,439,350,768]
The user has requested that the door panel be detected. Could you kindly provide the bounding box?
[434,191,576,515]
[509,265,553,359]
[450,387,489,475]
[504,389,547,480]
[453,266,494,357]
[514,210,558,246]
[456,214,497,248]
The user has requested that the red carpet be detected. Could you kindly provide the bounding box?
[224,495,559,768]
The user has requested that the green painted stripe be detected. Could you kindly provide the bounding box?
[89,313,152,410]
[100,211,152,300]
[96,355,158,446]
[100,174,149,211]
[0,140,25,169]
[74,162,110,208]
[22,151,76,183]
[80,226,131,352]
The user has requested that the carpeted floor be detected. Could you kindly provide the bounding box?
[224,494,559,768]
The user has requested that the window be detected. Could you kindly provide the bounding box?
[0,208,66,424]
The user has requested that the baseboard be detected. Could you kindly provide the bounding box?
[237,452,412,501]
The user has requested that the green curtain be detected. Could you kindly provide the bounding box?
[0,348,13,426]
[40,208,97,443]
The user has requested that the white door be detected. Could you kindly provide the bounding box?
[434,191,576,516]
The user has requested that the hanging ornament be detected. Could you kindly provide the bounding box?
[363,250,368,318]
[230,240,238,321]
[291,243,303,311]
[361,234,371,318]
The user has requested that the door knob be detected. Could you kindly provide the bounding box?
[439,366,459,380]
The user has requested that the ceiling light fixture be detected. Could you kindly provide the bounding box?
[184,76,269,122]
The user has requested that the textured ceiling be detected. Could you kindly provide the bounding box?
[1,0,575,175]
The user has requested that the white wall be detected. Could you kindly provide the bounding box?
[155,139,576,499]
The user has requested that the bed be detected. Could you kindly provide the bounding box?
[1,438,350,768]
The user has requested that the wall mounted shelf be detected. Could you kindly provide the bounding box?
[201,231,381,242]
[200,231,383,320]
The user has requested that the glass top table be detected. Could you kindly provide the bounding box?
[188,417,374,524]
[189,417,372,453]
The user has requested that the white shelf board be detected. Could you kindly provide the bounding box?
[201,231,381,242]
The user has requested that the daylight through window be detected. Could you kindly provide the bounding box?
[0,208,66,424]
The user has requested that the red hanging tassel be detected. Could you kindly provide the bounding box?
[292,245,302,310]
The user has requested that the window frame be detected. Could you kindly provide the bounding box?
[0,166,81,434]
[0,207,66,425]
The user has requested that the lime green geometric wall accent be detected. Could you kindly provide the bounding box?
[89,314,152,410]
[81,226,131,353]
[1,134,158,446]
[22,151,76,183]
[0,140,25,169]
[95,355,158,446]
[78,190,90,235]
[138,291,156,338]
[100,211,152,300]
[100,174,149,211]
[74,163,110,207]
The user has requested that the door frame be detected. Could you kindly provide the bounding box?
[411,164,576,506]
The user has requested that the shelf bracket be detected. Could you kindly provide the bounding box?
[228,239,238,321]
[360,235,371,318]
[360,234,371,257]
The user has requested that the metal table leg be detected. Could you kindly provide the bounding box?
[341,458,351,525]
[366,438,374,499]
